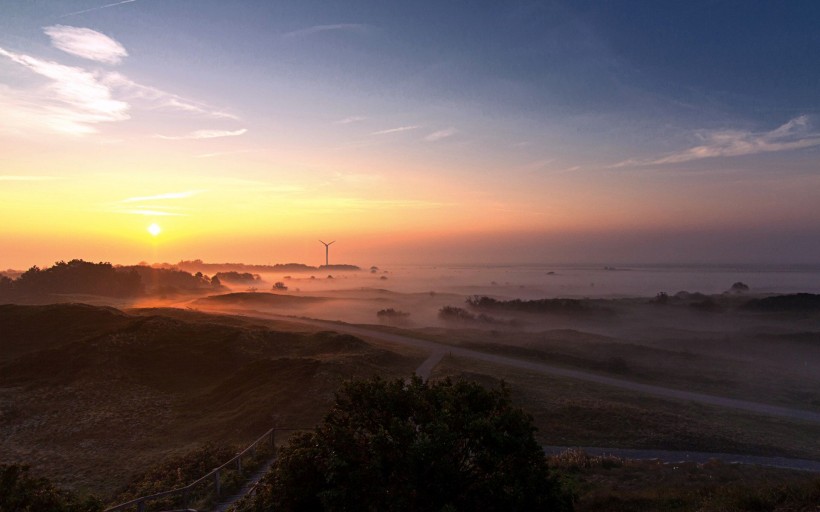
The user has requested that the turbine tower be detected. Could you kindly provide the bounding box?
[319,240,335,267]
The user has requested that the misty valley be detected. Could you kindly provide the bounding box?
[4,2,820,510]
[1,260,819,511]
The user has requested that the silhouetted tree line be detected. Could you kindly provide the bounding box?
[376,308,410,319]
[213,271,261,284]
[2,260,142,297]
[177,260,361,274]
[437,306,517,326]
[121,265,215,294]
[0,260,222,298]
[467,295,592,314]
[743,293,820,313]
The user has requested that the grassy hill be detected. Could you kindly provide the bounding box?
[0,303,422,495]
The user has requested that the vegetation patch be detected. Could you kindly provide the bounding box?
[549,450,820,512]
[466,295,608,316]
[235,376,571,511]
[0,464,102,512]
[743,293,820,313]
[194,292,326,308]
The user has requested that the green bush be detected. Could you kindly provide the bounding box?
[238,376,572,512]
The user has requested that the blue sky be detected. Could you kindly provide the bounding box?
[1,1,819,266]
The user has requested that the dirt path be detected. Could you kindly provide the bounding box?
[254,314,820,425]
[211,457,276,512]
[415,349,446,381]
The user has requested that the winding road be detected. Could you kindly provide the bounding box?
[251,313,820,425]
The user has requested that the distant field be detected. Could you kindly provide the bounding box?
[2,291,819,500]
[384,324,820,413]
[431,355,820,460]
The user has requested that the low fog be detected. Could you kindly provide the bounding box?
[3,260,820,499]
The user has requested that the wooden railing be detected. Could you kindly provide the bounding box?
[105,428,277,512]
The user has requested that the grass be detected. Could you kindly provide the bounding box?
[107,440,278,511]
[374,322,820,413]
[431,355,820,460]
[3,300,818,506]
[549,449,820,511]
[0,304,423,496]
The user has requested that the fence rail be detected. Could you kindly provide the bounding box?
[105,428,278,512]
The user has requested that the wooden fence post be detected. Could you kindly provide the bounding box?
[214,469,221,497]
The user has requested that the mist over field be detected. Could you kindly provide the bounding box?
[3,0,820,509]
[2,258,820,510]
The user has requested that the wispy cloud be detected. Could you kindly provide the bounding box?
[120,190,203,203]
[613,115,820,167]
[371,125,419,136]
[334,115,367,125]
[0,25,238,136]
[424,127,457,142]
[282,24,370,39]
[112,189,202,216]
[59,0,139,18]
[0,47,129,134]
[102,72,239,119]
[520,158,554,172]
[0,175,63,181]
[156,129,247,140]
[44,25,127,65]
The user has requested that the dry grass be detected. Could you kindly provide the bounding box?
[389,321,820,412]
[0,304,423,496]
[3,300,819,507]
[548,451,820,511]
[431,355,820,460]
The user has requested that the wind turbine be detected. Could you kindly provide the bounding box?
[319,240,335,267]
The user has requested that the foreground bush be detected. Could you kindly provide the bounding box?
[238,376,571,512]
[0,464,102,512]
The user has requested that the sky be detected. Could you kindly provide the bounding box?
[1,0,819,268]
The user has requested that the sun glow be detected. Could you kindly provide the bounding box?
[147,223,161,236]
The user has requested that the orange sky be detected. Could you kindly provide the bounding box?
[2,3,820,269]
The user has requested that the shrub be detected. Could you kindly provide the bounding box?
[238,377,571,512]
[376,308,410,320]
[0,464,102,512]
[438,305,476,321]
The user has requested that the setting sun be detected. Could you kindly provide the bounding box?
[147,223,161,237]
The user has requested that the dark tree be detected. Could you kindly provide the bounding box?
[12,260,142,297]
[438,305,476,322]
[213,271,261,284]
[240,377,571,512]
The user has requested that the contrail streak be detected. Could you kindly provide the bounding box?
[59,0,139,18]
